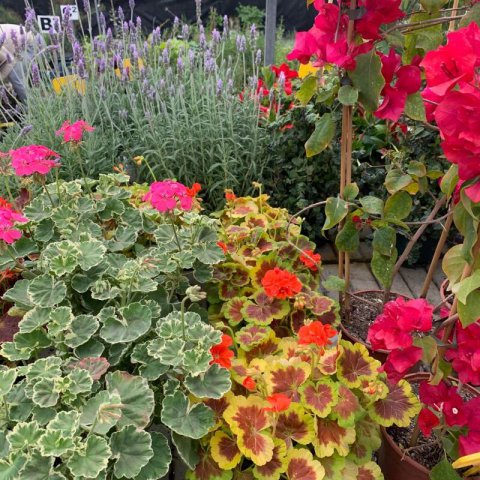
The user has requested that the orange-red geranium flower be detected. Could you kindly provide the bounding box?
[243,376,256,391]
[225,190,237,202]
[299,249,321,271]
[261,267,302,299]
[264,393,291,412]
[210,334,234,369]
[186,183,201,197]
[217,241,228,253]
[298,321,337,347]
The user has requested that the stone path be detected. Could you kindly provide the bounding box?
[318,243,445,306]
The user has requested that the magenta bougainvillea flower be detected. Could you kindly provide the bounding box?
[9,145,61,176]
[143,180,195,213]
[418,408,440,437]
[375,49,421,121]
[356,0,404,40]
[445,322,480,385]
[0,198,28,244]
[381,345,423,384]
[56,120,95,143]
[367,297,433,351]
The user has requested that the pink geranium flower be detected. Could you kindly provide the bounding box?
[0,198,28,244]
[143,180,194,213]
[56,120,95,143]
[9,145,61,176]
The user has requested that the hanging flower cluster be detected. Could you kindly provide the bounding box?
[287,0,403,70]
[0,198,28,244]
[8,145,61,176]
[421,23,480,202]
[375,49,421,121]
[143,180,200,213]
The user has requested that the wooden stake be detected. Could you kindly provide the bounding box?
[449,0,460,32]
[420,210,453,299]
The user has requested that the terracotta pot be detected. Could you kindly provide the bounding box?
[378,373,480,480]
[340,290,409,364]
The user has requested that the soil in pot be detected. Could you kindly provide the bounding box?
[340,291,405,361]
[379,376,479,479]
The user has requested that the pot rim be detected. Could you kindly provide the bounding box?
[381,372,480,474]
[340,289,410,356]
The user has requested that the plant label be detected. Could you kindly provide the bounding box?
[60,5,80,21]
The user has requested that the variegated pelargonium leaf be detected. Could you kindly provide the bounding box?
[131,343,169,381]
[106,371,155,428]
[161,391,215,439]
[27,275,67,308]
[312,417,356,458]
[210,431,242,470]
[0,366,17,397]
[349,418,381,465]
[274,404,315,447]
[110,426,153,479]
[7,421,44,452]
[241,292,290,326]
[223,395,274,466]
[235,325,275,352]
[18,308,51,334]
[47,307,74,338]
[100,303,152,344]
[18,451,54,480]
[357,461,384,480]
[249,256,279,289]
[187,449,233,480]
[136,432,172,480]
[252,439,287,480]
[331,385,363,428]
[222,296,248,326]
[67,435,111,479]
[39,429,76,457]
[80,390,123,435]
[336,340,381,388]
[40,240,79,276]
[299,378,338,418]
[286,449,325,480]
[185,364,232,400]
[368,379,420,428]
[265,360,311,402]
[77,239,107,270]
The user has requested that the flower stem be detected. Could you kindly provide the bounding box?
[169,213,182,251]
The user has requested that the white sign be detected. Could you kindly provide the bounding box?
[37,15,61,33]
[60,5,80,21]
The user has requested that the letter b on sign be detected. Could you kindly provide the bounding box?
[37,16,60,33]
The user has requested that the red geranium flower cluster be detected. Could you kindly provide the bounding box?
[375,49,421,122]
[56,120,95,143]
[445,322,480,386]
[210,334,234,369]
[0,198,28,244]
[298,321,337,348]
[418,381,480,455]
[287,0,403,70]
[368,297,433,383]
[8,145,61,177]
[421,23,480,202]
[261,267,302,299]
[299,249,321,271]
[143,180,199,213]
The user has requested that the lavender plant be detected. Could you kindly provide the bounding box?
[0,3,270,209]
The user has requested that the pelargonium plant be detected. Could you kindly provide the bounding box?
[0,134,233,477]
[208,189,340,344]
[185,322,419,479]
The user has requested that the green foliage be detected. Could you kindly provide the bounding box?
[236,4,265,27]
[0,174,230,478]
